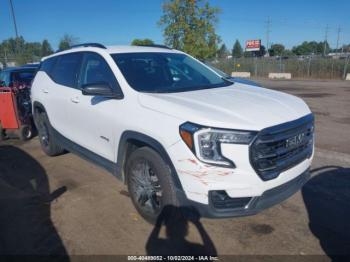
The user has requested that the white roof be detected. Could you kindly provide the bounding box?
[42,45,182,61]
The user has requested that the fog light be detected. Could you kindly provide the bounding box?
[210,190,252,209]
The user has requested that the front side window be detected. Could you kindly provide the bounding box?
[51,53,82,88]
[79,53,119,90]
[112,52,231,93]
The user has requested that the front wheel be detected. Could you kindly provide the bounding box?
[126,147,179,223]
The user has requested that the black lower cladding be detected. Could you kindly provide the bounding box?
[179,169,310,218]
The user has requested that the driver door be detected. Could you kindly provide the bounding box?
[67,52,122,161]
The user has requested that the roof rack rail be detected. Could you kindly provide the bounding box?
[135,44,172,49]
[55,43,106,53]
[70,43,107,49]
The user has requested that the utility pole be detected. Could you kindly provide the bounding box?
[323,24,329,57]
[265,16,271,56]
[9,0,19,38]
[336,26,342,53]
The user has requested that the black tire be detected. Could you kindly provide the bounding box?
[36,112,65,156]
[0,123,5,141]
[18,125,32,141]
[126,147,179,224]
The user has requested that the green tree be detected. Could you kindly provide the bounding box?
[292,41,314,55]
[269,43,285,56]
[158,0,221,60]
[0,37,54,66]
[232,39,243,58]
[22,42,42,63]
[282,49,295,57]
[243,50,253,58]
[58,34,79,51]
[342,44,350,52]
[319,41,330,55]
[292,41,329,56]
[217,43,229,59]
[253,45,266,57]
[41,39,53,56]
[131,38,155,46]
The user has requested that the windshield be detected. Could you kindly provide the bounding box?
[205,63,231,78]
[11,70,36,84]
[112,52,231,93]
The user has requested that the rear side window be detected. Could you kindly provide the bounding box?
[51,53,82,88]
[40,57,57,76]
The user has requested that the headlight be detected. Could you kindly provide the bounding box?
[180,122,257,167]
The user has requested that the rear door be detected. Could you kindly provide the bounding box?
[45,53,83,137]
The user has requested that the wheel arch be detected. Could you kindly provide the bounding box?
[32,101,46,125]
[33,101,46,115]
[117,131,183,190]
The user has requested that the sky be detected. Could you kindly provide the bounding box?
[1,0,349,50]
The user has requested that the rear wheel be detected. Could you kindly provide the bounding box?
[18,125,32,141]
[126,147,179,224]
[0,123,5,141]
[36,112,65,156]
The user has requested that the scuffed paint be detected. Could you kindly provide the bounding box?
[177,169,208,178]
[178,158,199,165]
[177,158,235,189]
[217,171,231,176]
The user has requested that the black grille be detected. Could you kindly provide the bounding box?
[250,114,314,181]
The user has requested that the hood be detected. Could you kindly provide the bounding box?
[138,83,311,130]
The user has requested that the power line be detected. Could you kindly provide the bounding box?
[336,26,342,52]
[9,0,19,38]
[265,16,271,53]
[323,24,328,56]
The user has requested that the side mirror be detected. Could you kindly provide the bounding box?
[0,80,5,87]
[82,82,119,98]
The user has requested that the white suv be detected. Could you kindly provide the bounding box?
[31,43,314,222]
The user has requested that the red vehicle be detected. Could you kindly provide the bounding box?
[0,66,38,141]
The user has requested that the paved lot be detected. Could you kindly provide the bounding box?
[0,80,349,259]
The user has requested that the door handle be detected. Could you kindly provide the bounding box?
[70,97,80,104]
[42,89,49,94]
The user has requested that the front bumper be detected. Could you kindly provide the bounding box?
[177,169,310,218]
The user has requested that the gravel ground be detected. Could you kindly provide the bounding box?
[0,79,349,260]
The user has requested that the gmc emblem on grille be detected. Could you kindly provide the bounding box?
[285,133,305,148]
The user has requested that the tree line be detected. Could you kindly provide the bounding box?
[0,34,80,67]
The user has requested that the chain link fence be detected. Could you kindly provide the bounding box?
[212,56,350,80]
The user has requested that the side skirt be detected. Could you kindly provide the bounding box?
[51,127,122,180]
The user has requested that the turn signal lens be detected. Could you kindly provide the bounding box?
[180,130,194,150]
